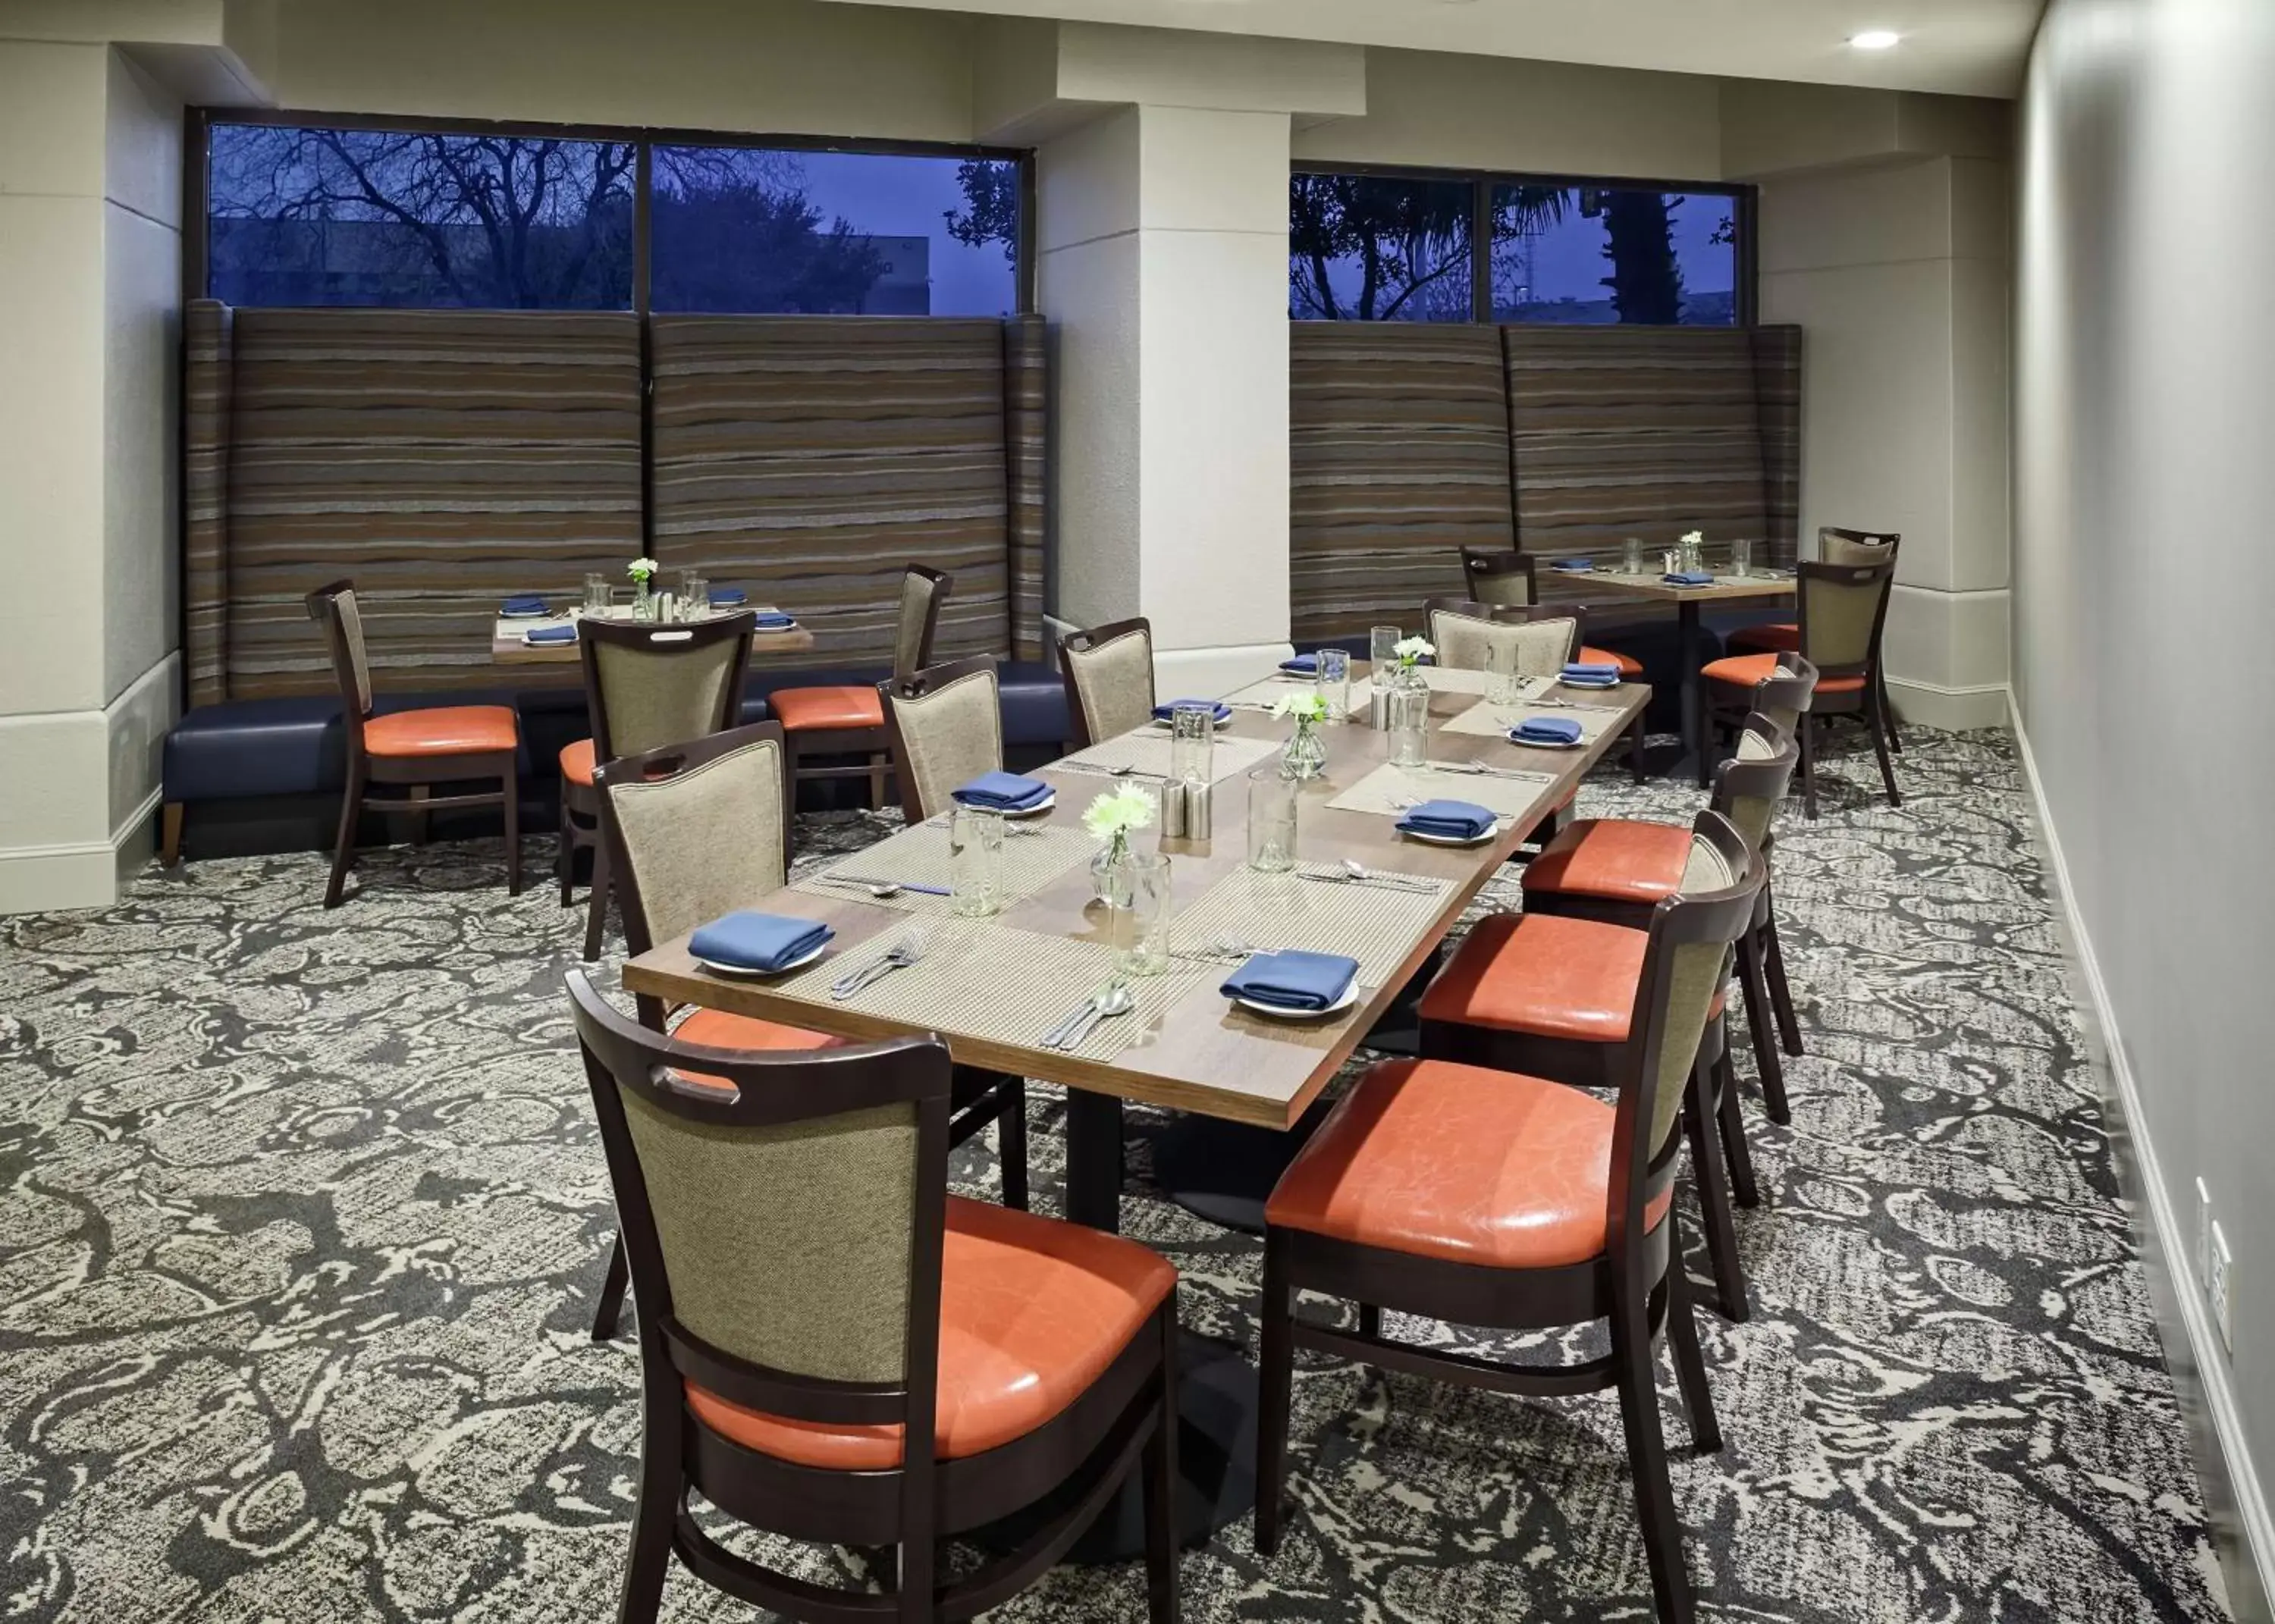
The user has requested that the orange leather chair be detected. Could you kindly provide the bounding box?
[770,565,949,810]
[306,581,521,908]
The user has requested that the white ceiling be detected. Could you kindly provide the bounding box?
[822,0,2045,99]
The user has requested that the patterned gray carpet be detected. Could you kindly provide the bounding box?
[0,729,2233,1622]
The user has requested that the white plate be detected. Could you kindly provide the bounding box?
[500,607,551,619]
[1396,823,1498,846]
[1507,731,1586,751]
[752,619,800,632]
[1559,676,1621,690]
[693,939,829,980]
[521,629,579,647]
[1233,982,1361,1020]
[1150,710,1233,728]
[956,788,1057,819]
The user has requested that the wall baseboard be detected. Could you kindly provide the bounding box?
[0,786,164,915]
[2008,694,2274,1622]
[1888,676,2010,731]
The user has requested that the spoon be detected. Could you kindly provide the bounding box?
[817,876,906,899]
[1059,981,1134,1049]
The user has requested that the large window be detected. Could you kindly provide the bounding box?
[1290,168,1749,327]
[199,116,1028,315]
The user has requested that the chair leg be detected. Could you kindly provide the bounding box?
[1713,1047,1759,1210]
[1141,1309,1182,1624]
[1683,1053,1750,1323]
[582,838,611,962]
[1357,1303,1381,1340]
[1763,901,1803,1066]
[1629,713,1647,783]
[503,770,521,896]
[1611,1277,1699,1624]
[408,783,431,846]
[1661,1215,1723,1456]
[868,751,890,810]
[1254,1229,1294,1558]
[1799,715,1819,820]
[161,802,184,867]
[557,793,578,907]
[592,1235,629,1341]
[996,1080,1030,1212]
[324,762,366,909]
[1868,695,1903,807]
[1880,668,1903,754]
[1734,930,1787,1129]
[616,1416,676,1624]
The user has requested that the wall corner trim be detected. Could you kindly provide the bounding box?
[2008,692,2275,1615]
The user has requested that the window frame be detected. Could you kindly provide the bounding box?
[185,107,1037,317]
[1289,159,1756,328]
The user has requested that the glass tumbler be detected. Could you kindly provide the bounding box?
[1246,767,1299,873]
[1112,853,1172,976]
[1368,624,1401,673]
[583,573,610,614]
[1387,682,1430,768]
[1316,647,1351,719]
[1731,538,1753,578]
[682,574,709,618]
[1485,636,1521,706]
[1621,537,1645,575]
[948,807,1005,917]
[1169,703,1216,786]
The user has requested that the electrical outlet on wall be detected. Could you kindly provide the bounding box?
[2196,1177,2214,1288]
[2208,1221,2235,1355]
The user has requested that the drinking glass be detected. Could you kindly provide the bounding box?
[1316,647,1351,719]
[948,807,1005,917]
[1387,683,1429,768]
[1621,537,1645,575]
[1246,767,1298,873]
[1112,852,1172,976]
[682,574,709,618]
[582,572,610,614]
[1680,535,1704,575]
[1169,703,1216,785]
[1485,636,1521,706]
[1368,624,1401,673]
[1731,538,1753,578]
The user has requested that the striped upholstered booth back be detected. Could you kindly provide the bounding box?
[181,304,1050,704]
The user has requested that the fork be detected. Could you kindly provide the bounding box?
[830,933,927,999]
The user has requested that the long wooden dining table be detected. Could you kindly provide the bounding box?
[623,660,1651,1235]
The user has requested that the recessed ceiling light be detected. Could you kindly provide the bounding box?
[1850,29,1903,49]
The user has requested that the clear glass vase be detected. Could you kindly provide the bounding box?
[1090,835,1127,904]
[632,578,657,622]
[1282,717,1329,781]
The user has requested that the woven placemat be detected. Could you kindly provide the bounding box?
[1219,673,1360,713]
[1438,698,1629,741]
[1325,760,1557,820]
[1171,861,1451,983]
[1059,729,1281,785]
[750,920,1209,1062]
[792,821,1092,914]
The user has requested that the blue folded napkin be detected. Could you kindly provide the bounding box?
[1152,699,1233,723]
[753,613,797,630]
[1561,661,1621,682]
[1511,716,1585,746]
[524,624,578,644]
[1221,949,1360,1013]
[1279,653,1320,674]
[708,586,747,607]
[1552,558,1595,572]
[952,770,1052,812]
[1663,569,1715,587]
[689,911,833,973]
[500,594,548,616]
[1395,798,1497,840]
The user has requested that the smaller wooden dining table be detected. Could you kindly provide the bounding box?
[489,607,816,665]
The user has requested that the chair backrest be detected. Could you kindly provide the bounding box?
[1819,526,1900,569]
[1058,616,1155,748]
[1752,653,1819,736]
[1458,548,1536,610]
[1710,713,1800,850]
[579,611,755,764]
[1423,598,1583,677]
[566,967,952,1475]
[1795,560,1895,677]
[1606,811,1764,1240]
[590,723,794,966]
[892,565,952,680]
[882,656,1003,825]
[304,579,375,726]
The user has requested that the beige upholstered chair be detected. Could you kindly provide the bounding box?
[560,612,756,962]
[770,564,950,809]
[1729,527,1903,753]
[1058,616,1156,749]
[882,656,1005,825]
[1423,598,1583,678]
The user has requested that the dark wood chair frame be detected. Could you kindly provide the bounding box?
[1457,546,1539,606]
[566,970,1181,1624]
[306,579,521,909]
[1819,528,1903,756]
[1423,597,1648,784]
[785,565,950,810]
[1708,560,1898,817]
[1423,810,1772,1324]
[1744,657,1817,1071]
[563,610,758,962]
[1056,616,1154,752]
[1257,818,1766,1624]
[583,722,1028,1343]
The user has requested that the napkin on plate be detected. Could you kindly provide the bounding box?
[689,911,833,973]
[1279,652,1320,675]
[524,623,578,645]
[952,771,1053,812]
[708,586,748,607]
[1510,716,1585,746]
[1153,698,1232,723]
[1560,661,1621,684]
[1552,558,1595,572]
[500,594,548,616]
[1221,948,1360,1012]
[753,612,797,630]
[1662,569,1715,587]
[1395,798,1497,840]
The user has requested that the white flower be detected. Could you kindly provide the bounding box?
[626,556,661,579]
[1680,530,1704,547]
[1271,689,1329,722]
[1393,635,1435,666]
[1081,785,1157,843]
